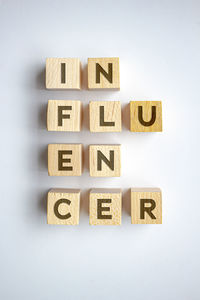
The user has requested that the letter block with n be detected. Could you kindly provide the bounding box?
[88,57,120,89]
[47,189,80,225]
[47,100,81,131]
[130,101,162,132]
[89,145,121,177]
[89,189,122,225]
[131,188,162,224]
[48,144,82,176]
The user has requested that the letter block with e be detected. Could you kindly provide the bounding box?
[47,189,80,225]
[89,145,121,177]
[88,57,120,89]
[46,58,81,89]
[131,188,162,224]
[130,101,162,132]
[89,101,121,132]
[47,100,81,131]
[48,144,82,176]
[89,189,122,225]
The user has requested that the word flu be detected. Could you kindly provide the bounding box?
[45,57,162,224]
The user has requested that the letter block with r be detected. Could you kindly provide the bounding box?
[131,188,162,224]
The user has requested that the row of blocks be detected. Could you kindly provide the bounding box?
[48,144,121,177]
[48,188,162,225]
[46,57,120,89]
[47,100,162,132]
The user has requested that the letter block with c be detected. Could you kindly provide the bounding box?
[89,189,122,225]
[47,189,80,225]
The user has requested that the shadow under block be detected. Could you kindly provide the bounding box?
[89,145,121,177]
[47,100,81,131]
[88,57,120,89]
[89,101,121,132]
[47,189,80,225]
[130,101,162,132]
[89,189,122,225]
[48,144,82,176]
[46,58,81,89]
[131,188,162,224]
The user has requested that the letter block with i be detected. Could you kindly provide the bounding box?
[89,101,121,132]
[46,58,81,89]
[88,57,120,89]
[47,100,81,131]
[89,189,122,225]
[47,189,80,225]
[131,188,162,224]
[89,145,121,177]
[48,144,82,176]
[130,101,162,132]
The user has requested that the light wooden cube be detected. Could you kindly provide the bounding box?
[48,144,82,176]
[89,101,121,132]
[88,57,120,89]
[89,145,121,177]
[89,189,122,225]
[131,188,162,224]
[47,100,81,131]
[46,58,81,89]
[47,189,80,225]
[130,101,162,132]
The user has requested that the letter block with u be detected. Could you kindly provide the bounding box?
[89,189,122,225]
[48,144,82,176]
[130,101,162,132]
[47,189,80,225]
[131,188,162,224]
[89,145,121,177]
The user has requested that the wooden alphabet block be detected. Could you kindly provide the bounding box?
[47,100,82,131]
[88,57,120,89]
[130,101,162,132]
[46,58,81,89]
[89,189,122,225]
[47,189,80,225]
[89,101,121,132]
[131,188,162,224]
[48,144,82,176]
[89,145,121,177]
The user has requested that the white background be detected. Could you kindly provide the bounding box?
[0,0,200,299]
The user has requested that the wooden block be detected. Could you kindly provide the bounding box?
[89,145,121,177]
[47,100,82,131]
[130,101,162,132]
[131,188,162,224]
[88,57,120,89]
[47,189,80,225]
[46,58,81,89]
[89,189,122,225]
[48,144,82,176]
[89,101,121,132]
